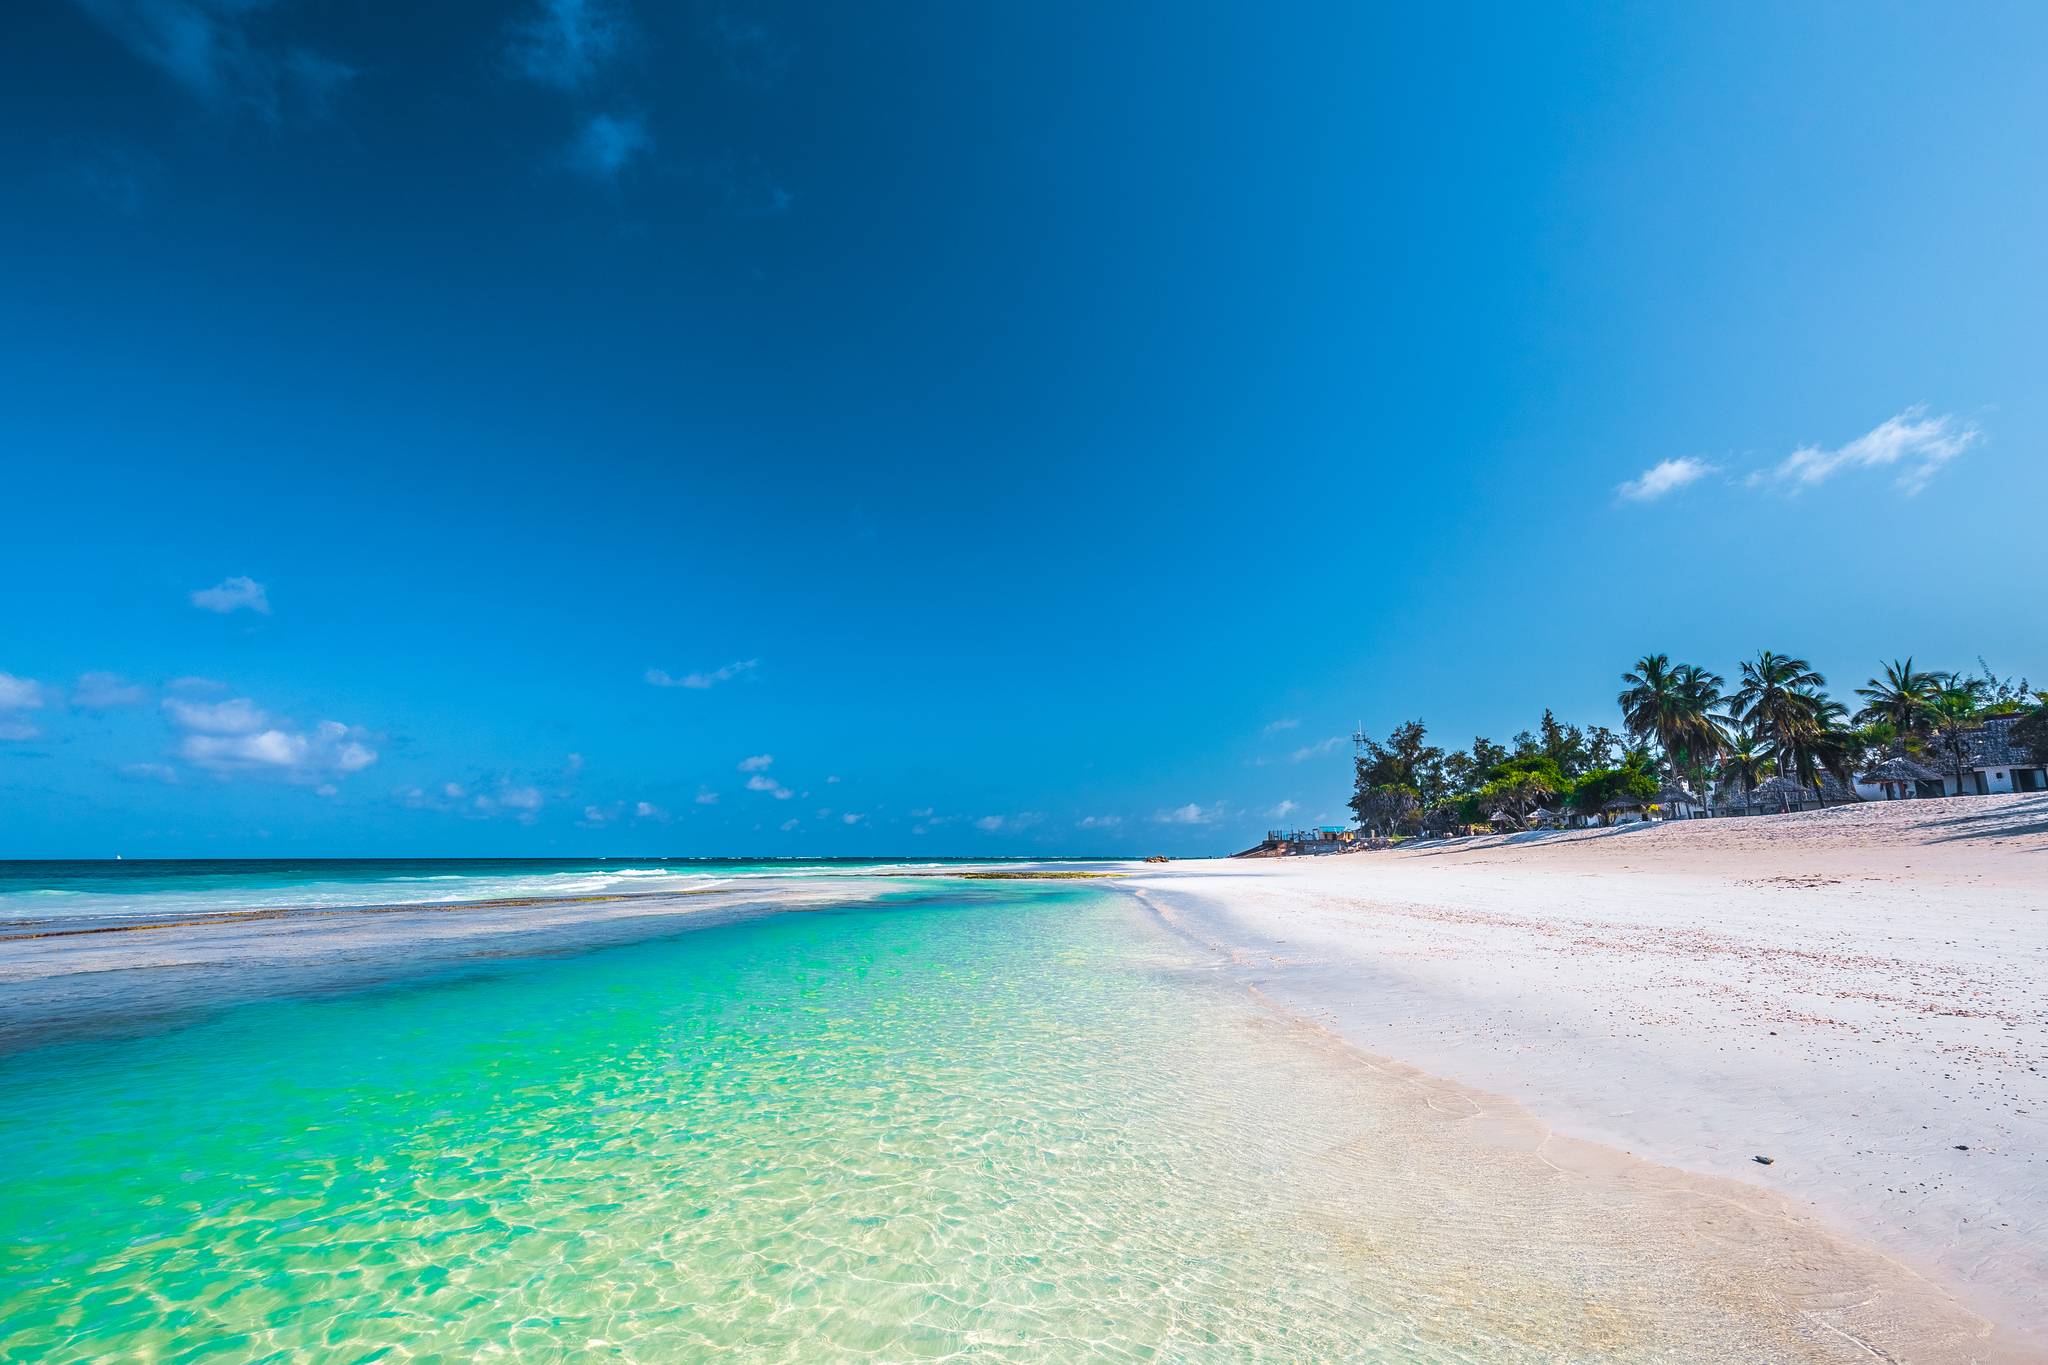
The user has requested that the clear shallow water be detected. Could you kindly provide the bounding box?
[0,870,1903,1361]
[1,879,1421,1360]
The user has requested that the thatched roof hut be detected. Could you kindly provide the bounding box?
[1859,755,1941,785]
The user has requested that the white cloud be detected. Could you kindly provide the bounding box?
[190,575,270,614]
[635,800,669,821]
[694,790,720,805]
[504,0,631,90]
[0,673,45,711]
[1617,457,1717,502]
[567,112,652,180]
[582,804,613,826]
[1755,407,1978,496]
[1262,718,1300,734]
[163,696,268,735]
[0,720,39,742]
[647,659,758,690]
[73,672,147,708]
[909,807,934,818]
[826,774,841,784]
[497,785,544,812]
[1154,803,1216,825]
[841,812,863,825]
[1289,736,1345,763]
[163,696,375,783]
[746,774,793,799]
[1270,799,1298,820]
[1077,814,1122,829]
[737,754,774,772]
[780,818,801,831]
[68,0,354,123]
[974,815,1005,831]
[178,721,376,780]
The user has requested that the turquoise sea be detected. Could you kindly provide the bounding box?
[0,861,1880,1361]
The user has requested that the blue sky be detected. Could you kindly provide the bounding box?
[3,1,2043,857]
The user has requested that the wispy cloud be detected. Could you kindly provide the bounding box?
[0,673,46,712]
[737,754,773,772]
[694,790,720,805]
[1753,407,1978,496]
[635,800,668,821]
[0,676,40,741]
[70,0,354,123]
[1270,799,1298,820]
[162,695,267,734]
[1617,457,1717,503]
[119,761,181,784]
[407,779,542,822]
[190,575,270,615]
[567,112,652,181]
[505,0,633,89]
[73,672,147,708]
[1077,814,1122,829]
[709,10,791,88]
[1153,802,1218,825]
[1262,717,1301,734]
[1289,736,1345,763]
[65,142,164,215]
[647,659,757,689]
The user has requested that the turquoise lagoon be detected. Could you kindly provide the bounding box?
[0,864,1863,1361]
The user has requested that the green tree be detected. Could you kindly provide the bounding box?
[1350,721,1443,833]
[1730,651,1828,772]
[1716,728,1774,801]
[1923,680,1986,797]
[1619,655,1727,778]
[1854,657,1938,733]
[2009,692,2048,767]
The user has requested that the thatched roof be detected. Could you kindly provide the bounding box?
[1714,771,1862,808]
[1651,785,1697,806]
[1860,755,1942,784]
[1487,808,1515,824]
[1602,794,1648,811]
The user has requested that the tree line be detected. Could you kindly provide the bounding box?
[1349,653,2044,837]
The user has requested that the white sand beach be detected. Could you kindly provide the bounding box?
[1129,794,2048,1356]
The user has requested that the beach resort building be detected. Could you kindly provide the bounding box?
[1904,715,2046,796]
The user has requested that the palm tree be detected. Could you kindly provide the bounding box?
[1922,679,1986,798]
[1717,729,1775,803]
[1730,651,1828,772]
[1619,655,1728,780]
[1670,663,1731,776]
[1855,658,1938,733]
[1784,695,1858,805]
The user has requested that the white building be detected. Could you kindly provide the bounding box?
[1920,715,2045,796]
